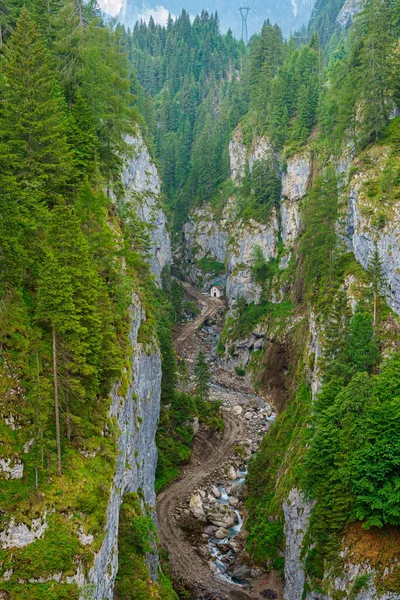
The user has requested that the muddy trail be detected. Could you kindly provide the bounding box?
[157,283,283,600]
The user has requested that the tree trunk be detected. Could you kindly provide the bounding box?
[66,389,71,442]
[52,326,62,476]
[373,292,377,335]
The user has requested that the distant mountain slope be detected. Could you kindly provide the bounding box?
[117,0,315,38]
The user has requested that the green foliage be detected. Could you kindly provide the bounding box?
[128,11,247,232]
[114,493,178,600]
[223,298,294,342]
[246,384,311,570]
[194,351,211,403]
[196,256,226,276]
[303,352,400,583]
[238,157,281,222]
[300,167,339,290]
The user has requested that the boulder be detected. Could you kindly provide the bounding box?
[207,504,238,528]
[227,466,237,480]
[230,565,251,580]
[229,497,239,508]
[189,494,206,521]
[233,405,243,416]
[211,485,221,498]
[214,527,229,539]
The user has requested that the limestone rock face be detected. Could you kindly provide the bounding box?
[0,458,23,480]
[183,206,278,307]
[344,151,400,317]
[86,297,162,599]
[283,488,314,600]
[207,504,238,529]
[226,212,279,306]
[122,134,171,285]
[0,515,48,549]
[229,127,248,183]
[280,153,311,248]
[337,0,363,27]
[229,126,274,183]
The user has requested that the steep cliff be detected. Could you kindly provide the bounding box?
[86,299,162,599]
[122,134,171,286]
[181,119,400,600]
[0,133,172,600]
[182,127,279,307]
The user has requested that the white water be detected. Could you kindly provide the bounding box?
[208,469,248,585]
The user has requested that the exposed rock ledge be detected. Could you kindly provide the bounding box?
[122,133,171,286]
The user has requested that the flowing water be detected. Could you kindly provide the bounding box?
[208,469,248,585]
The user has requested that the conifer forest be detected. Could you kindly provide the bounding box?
[0,0,400,599]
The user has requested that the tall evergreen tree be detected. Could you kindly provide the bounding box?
[194,351,211,403]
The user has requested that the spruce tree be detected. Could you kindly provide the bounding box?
[36,204,104,461]
[368,242,388,332]
[194,351,211,404]
[0,7,72,204]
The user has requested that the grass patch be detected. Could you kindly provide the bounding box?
[196,255,226,276]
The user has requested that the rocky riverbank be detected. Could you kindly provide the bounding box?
[158,284,282,599]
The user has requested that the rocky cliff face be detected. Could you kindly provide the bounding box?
[122,134,171,286]
[281,152,311,248]
[86,299,162,599]
[86,133,170,598]
[282,139,400,600]
[337,0,363,27]
[283,489,314,600]
[0,133,169,598]
[182,129,284,307]
[341,144,400,317]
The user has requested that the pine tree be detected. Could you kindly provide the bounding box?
[368,242,389,332]
[0,7,72,204]
[352,0,393,142]
[36,205,104,464]
[194,351,210,403]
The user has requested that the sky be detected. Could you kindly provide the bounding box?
[99,0,172,22]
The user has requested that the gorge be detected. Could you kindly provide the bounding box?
[0,1,400,600]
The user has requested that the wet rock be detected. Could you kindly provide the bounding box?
[251,569,260,578]
[230,483,245,499]
[229,497,239,508]
[227,466,237,480]
[214,527,229,539]
[230,565,250,580]
[204,525,217,536]
[211,485,221,498]
[207,504,238,528]
[189,494,206,521]
[229,539,241,553]
[209,561,218,574]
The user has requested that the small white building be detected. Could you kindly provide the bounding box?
[210,282,224,298]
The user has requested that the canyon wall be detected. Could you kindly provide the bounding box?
[0,131,171,599]
[182,123,400,600]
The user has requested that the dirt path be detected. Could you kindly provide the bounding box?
[157,414,256,599]
[157,282,282,600]
[174,282,224,351]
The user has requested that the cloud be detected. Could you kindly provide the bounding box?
[99,0,123,17]
[138,4,174,25]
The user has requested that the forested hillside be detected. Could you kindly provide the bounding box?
[130,0,400,597]
[1,0,400,599]
[0,2,178,598]
[121,11,248,229]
